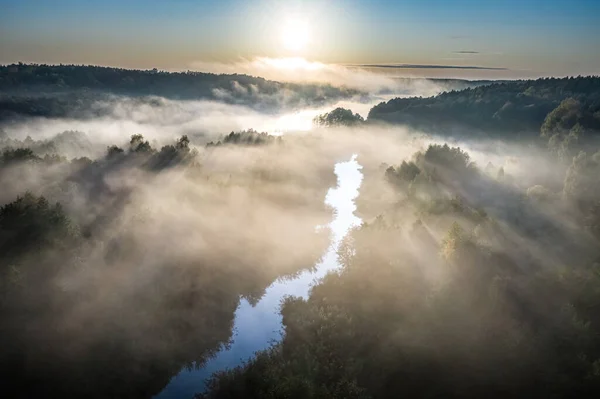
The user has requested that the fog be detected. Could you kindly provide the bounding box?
[2,67,600,399]
[191,57,398,92]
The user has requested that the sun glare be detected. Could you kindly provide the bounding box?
[281,19,310,52]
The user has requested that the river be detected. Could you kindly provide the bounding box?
[156,155,363,398]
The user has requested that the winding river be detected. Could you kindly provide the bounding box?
[157,155,363,398]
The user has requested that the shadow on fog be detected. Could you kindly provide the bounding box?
[156,155,364,399]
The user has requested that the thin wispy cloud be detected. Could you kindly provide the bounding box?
[353,64,507,71]
[191,57,407,92]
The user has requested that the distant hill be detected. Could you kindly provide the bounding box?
[368,76,600,138]
[382,77,503,96]
[0,63,360,121]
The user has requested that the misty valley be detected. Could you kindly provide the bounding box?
[1,64,600,399]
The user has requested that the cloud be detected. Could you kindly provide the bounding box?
[352,64,507,71]
[453,51,480,54]
[190,57,404,92]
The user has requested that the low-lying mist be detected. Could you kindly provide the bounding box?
[199,127,600,399]
[2,69,600,399]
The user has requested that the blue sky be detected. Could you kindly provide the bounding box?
[1,0,599,77]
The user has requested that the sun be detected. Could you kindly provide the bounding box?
[281,19,310,52]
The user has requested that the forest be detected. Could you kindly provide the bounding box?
[1,65,600,398]
[368,76,600,139]
[200,135,600,399]
[0,127,337,398]
[0,63,361,121]
[197,77,600,398]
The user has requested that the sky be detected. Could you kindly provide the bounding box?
[1,0,599,78]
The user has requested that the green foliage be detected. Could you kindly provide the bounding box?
[385,145,478,212]
[0,131,93,159]
[541,98,600,160]
[313,107,365,127]
[564,150,600,209]
[149,135,198,170]
[0,129,332,398]
[0,192,78,272]
[368,76,600,139]
[106,144,125,158]
[420,143,472,173]
[384,160,420,187]
[203,215,600,398]
[0,147,71,169]
[541,98,583,138]
[1,147,39,164]
[129,133,154,153]
[206,129,280,147]
[440,222,478,265]
[386,144,472,187]
[3,69,600,399]
[202,131,600,398]
[102,134,198,171]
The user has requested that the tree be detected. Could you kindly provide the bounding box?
[497,166,505,180]
[129,134,153,153]
[149,135,198,170]
[176,135,190,151]
[0,192,78,267]
[563,150,600,209]
[1,147,39,165]
[313,107,365,127]
[420,144,471,174]
[106,145,124,159]
[541,98,582,138]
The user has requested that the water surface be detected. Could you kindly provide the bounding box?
[157,155,363,398]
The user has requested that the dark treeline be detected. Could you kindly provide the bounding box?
[200,139,600,399]
[0,63,358,101]
[0,63,361,120]
[206,129,282,147]
[0,129,98,159]
[368,76,600,139]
